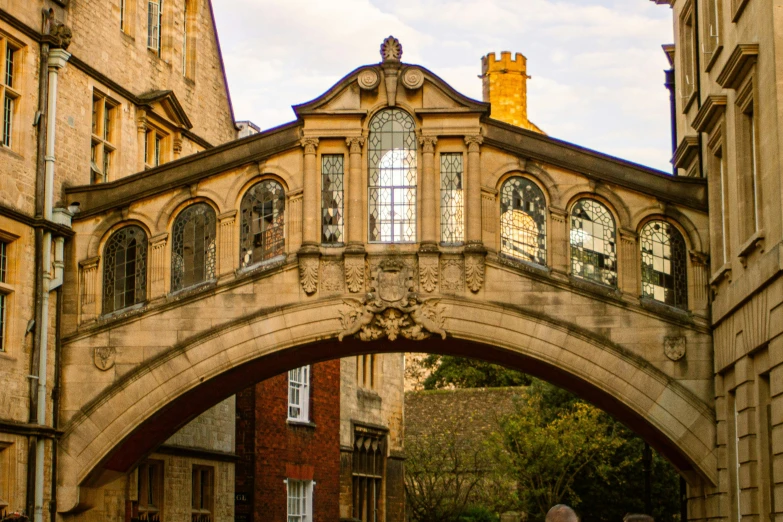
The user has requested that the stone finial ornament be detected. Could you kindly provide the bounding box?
[381,36,402,63]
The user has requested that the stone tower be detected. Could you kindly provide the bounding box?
[481,51,543,133]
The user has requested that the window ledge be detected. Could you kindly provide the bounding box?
[738,229,765,267]
[704,45,724,73]
[0,146,23,161]
[498,254,550,276]
[639,297,692,323]
[167,279,217,299]
[0,281,13,294]
[237,254,287,276]
[709,262,732,294]
[568,276,622,301]
[287,419,316,428]
[683,91,698,113]
[99,301,147,323]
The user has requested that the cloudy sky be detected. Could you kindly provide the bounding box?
[211,0,674,172]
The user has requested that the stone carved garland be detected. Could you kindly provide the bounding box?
[299,256,319,295]
[339,258,447,342]
[419,256,439,293]
[345,256,366,293]
[464,254,485,293]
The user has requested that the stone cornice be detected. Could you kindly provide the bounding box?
[717,44,759,89]
[65,122,303,218]
[672,136,700,169]
[0,204,75,237]
[693,95,728,133]
[481,119,708,211]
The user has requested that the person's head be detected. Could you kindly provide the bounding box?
[545,504,579,522]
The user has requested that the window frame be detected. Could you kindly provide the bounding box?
[170,202,217,292]
[679,1,698,112]
[0,34,22,151]
[706,121,731,272]
[239,179,286,269]
[367,108,418,244]
[439,152,464,244]
[288,365,310,423]
[702,0,723,71]
[639,219,689,310]
[91,91,119,184]
[356,354,377,390]
[286,479,313,522]
[102,225,149,315]
[352,427,386,522]
[499,175,548,266]
[0,239,8,353]
[137,459,164,519]
[735,72,761,243]
[144,124,169,169]
[191,465,214,520]
[569,198,618,288]
[147,0,163,55]
[321,154,345,246]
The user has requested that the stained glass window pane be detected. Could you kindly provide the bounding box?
[322,154,344,244]
[500,177,547,265]
[440,153,464,243]
[368,109,417,243]
[171,203,217,292]
[102,226,148,313]
[239,180,285,267]
[640,220,688,309]
[570,199,617,287]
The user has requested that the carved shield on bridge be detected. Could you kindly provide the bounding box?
[374,258,413,304]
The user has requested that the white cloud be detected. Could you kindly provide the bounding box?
[212,0,674,171]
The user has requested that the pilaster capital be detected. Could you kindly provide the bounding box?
[136,110,147,132]
[418,135,438,153]
[300,138,319,155]
[689,250,709,266]
[464,135,483,152]
[150,232,169,247]
[346,136,366,154]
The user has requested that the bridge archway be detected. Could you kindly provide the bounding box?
[57,297,716,511]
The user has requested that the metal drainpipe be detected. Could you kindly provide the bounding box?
[34,48,70,522]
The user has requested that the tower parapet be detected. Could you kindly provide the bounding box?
[481,51,542,133]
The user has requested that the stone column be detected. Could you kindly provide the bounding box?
[346,136,366,249]
[619,229,638,296]
[79,256,100,322]
[173,132,183,160]
[300,138,320,252]
[419,135,438,249]
[464,135,484,246]
[481,189,497,251]
[149,233,168,300]
[217,210,237,277]
[549,206,569,276]
[288,191,304,253]
[136,109,147,171]
[690,251,710,314]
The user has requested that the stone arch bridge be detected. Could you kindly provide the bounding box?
[58,44,716,514]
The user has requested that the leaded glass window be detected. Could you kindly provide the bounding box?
[640,220,688,309]
[440,153,464,243]
[570,199,617,287]
[240,180,285,267]
[368,109,417,243]
[103,226,148,313]
[500,177,547,265]
[322,155,344,244]
[171,203,216,292]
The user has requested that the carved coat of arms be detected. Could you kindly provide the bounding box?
[664,336,686,361]
[338,258,447,342]
[94,346,116,371]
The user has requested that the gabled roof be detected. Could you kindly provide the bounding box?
[138,90,193,129]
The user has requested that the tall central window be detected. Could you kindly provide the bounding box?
[239,180,285,267]
[368,109,417,243]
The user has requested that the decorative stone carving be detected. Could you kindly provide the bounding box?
[440,258,464,293]
[418,135,437,154]
[338,259,446,341]
[380,36,402,62]
[464,135,484,152]
[664,336,686,361]
[321,260,344,292]
[299,256,319,295]
[402,67,424,90]
[419,255,439,293]
[346,136,366,154]
[465,253,485,293]
[358,68,380,90]
[94,346,116,371]
[300,137,319,155]
[44,9,72,49]
[345,255,366,293]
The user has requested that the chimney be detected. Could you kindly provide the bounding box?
[481,51,543,133]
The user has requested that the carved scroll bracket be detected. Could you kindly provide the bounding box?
[345,254,366,294]
[418,253,439,294]
[299,253,320,295]
[464,249,486,293]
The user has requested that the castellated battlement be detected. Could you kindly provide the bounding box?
[481,51,528,76]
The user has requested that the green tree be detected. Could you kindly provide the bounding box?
[492,386,625,518]
[413,354,532,390]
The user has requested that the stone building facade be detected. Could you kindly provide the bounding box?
[655,0,783,519]
[0,1,237,521]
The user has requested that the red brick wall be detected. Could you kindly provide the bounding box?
[235,360,341,522]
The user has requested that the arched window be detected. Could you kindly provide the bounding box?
[570,199,617,287]
[640,220,688,309]
[367,108,417,243]
[239,180,285,267]
[103,225,148,313]
[500,177,547,265]
[171,203,216,291]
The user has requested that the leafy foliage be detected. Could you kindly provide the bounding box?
[410,354,532,390]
